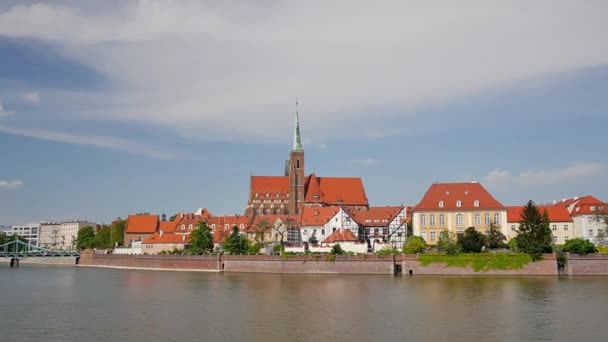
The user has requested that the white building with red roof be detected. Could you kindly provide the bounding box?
[296,207,359,246]
[411,182,507,245]
[507,205,573,245]
[349,206,408,250]
[554,196,607,243]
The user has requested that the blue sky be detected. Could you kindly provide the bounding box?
[1,1,607,225]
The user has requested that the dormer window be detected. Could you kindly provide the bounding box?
[211,224,216,228]
[188,224,193,229]
[590,206,596,211]
[438,201,444,208]
[240,224,244,228]
[225,224,229,228]
[313,195,319,201]
[265,192,269,198]
[255,192,259,198]
[181,224,185,230]
[474,200,479,207]
[456,200,462,208]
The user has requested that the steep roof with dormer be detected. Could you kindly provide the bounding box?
[125,215,159,234]
[300,207,341,226]
[413,182,505,211]
[349,206,404,227]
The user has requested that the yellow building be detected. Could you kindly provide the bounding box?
[411,182,507,245]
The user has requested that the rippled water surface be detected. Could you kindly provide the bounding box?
[1,265,607,341]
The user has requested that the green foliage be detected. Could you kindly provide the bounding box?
[556,250,567,270]
[508,238,519,252]
[516,201,552,261]
[187,221,214,255]
[0,233,28,251]
[459,227,486,253]
[419,253,533,272]
[110,219,126,247]
[93,227,113,249]
[169,214,178,221]
[402,236,427,254]
[247,243,262,255]
[308,233,318,245]
[486,223,507,249]
[222,225,250,255]
[76,226,96,249]
[436,230,461,255]
[272,244,285,254]
[330,243,345,255]
[597,246,608,254]
[376,245,401,256]
[562,238,597,254]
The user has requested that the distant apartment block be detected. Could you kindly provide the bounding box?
[39,221,96,250]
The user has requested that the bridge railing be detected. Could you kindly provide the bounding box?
[0,238,80,258]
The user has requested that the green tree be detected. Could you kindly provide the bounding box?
[459,227,485,253]
[516,201,552,261]
[76,226,96,250]
[223,225,250,255]
[402,236,427,254]
[187,221,214,255]
[562,238,597,254]
[437,230,461,255]
[93,226,113,249]
[308,232,319,245]
[169,214,178,221]
[0,233,27,252]
[110,219,126,247]
[330,243,345,255]
[247,243,262,255]
[486,222,507,249]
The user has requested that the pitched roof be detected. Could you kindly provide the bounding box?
[349,206,404,227]
[300,207,341,226]
[207,216,251,231]
[304,173,323,202]
[213,227,232,243]
[159,220,177,233]
[322,229,358,243]
[506,205,572,223]
[316,177,368,205]
[250,176,289,198]
[125,215,159,233]
[413,182,504,211]
[143,233,189,244]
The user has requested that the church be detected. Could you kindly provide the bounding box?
[245,110,369,216]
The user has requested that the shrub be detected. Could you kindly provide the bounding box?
[508,238,519,252]
[459,227,485,253]
[330,244,345,255]
[403,236,427,254]
[597,246,608,254]
[562,238,597,254]
[247,243,262,255]
[272,244,285,254]
[437,230,461,255]
[419,253,532,272]
[376,246,401,256]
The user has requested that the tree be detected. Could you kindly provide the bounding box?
[436,230,461,255]
[222,225,250,255]
[110,219,126,247]
[76,226,96,250]
[187,221,214,255]
[308,232,318,245]
[93,226,113,249]
[330,243,345,255]
[486,222,507,249]
[402,236,427,254]
[253,219,270,245]
[169,214,178,221]
[0,233,27,252]
[562,238,597,254]
[516,201,552,261]
[247,243,262,255]
[459,227,485,253]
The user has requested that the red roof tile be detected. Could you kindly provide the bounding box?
[316,177,368,205]
[322,229,358,243]
[349,206,404,227]
[304,173,323,202]
[159,221,176,233]
[414,182,504,211]
[250,176,289,198]
[207,216,251,231]
[125,215,159,233]
[300,207,340,226]
[506,205,572,223]
[143,233,189,244]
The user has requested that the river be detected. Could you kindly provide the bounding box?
[1,265,607,341]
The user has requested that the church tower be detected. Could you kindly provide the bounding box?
[288,104,305,215]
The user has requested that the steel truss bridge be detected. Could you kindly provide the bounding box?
[0,238,80,258]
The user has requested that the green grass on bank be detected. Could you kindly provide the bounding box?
[418,253,534,272]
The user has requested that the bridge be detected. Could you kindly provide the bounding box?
[0,238,79,267]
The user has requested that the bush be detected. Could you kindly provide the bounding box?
[272,244,285,254]
[437,230,461,255]
[403,236,427,254]
[419,253,533,272]
[247,243,262,255]
[508,238,519,252]
[459,227,485,253]
[376,246,401,256]
[562,238,597,254]
[330,244,345,255]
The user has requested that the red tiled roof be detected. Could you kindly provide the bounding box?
[349,206,404,227]
[506,205,572,223]
[143,233,189,244]
[159,221,176,233]
[316,177,368,205]
[247,215,298,231]
[212,227,232,243]
[322,229,358,243]
[414,182,504,211]
[125,215,159,233]
[300,207,340,226]
[207,216,251,231]
[250,176,289,198]
[305,173,323,202]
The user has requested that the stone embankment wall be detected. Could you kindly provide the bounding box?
[0,257,77,266]
[78,251,220,272]
[566,253,608,276]
[401,254,558,276]
[222,255,395,274]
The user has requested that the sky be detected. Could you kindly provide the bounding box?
[0,0,607,225]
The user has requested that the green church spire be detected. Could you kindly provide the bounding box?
[293,99,303,151]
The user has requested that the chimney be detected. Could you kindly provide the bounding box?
[182,235,186,242]
[160,230,164,236]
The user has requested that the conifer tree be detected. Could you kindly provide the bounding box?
[187,221,214,254]
[516,201,552,261]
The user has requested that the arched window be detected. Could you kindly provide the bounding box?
[494,213,500,224]
[181,224,185,230]
[211,224,216,228]
[263,208,270,215]
[484,213,490,225]
[475,214,480,225]
[374,228,379,236]
[438,201,444,208]
[456,200,462,208]
[225,224,229,228]
[456,213,463,226]
[420,214,426,226]
[474,200,480,207]
[240,224,244,229]
[439,214,445,225]
[188,224,193,229]
[430,214,435,225]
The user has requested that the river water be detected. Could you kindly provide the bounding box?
[1,265,607,342]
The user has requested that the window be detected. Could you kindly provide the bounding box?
[475,214,480,225]
[374,228,379,236]
[511,225,516,231]
[303,230,308,235]
[552,236,557,243]
[484,213,490,225]
[565,236,569,242]
[420,214,426,226]
[333,227,336,232]
[590,206,596,211]
[430,231,436,242]
[474,200,480,207]
[438,201,444,208]
[494,213,500,225]
[225,224,229,228]
[346,217,351,222]
[456,214,463,226]
[588,217,593,223]
[439,214,445,225]
[589,229,594,237]
[398,232,403,237]
[240,224,244,229]
[188,224,193,229]
[552,225,557,231]
[313,229,317,235]
[456,200,462,208]
[430,214,435,225]
[181,224,185,230]
[564,225,568,231]
[335,218,338,222]
[212,224,216,228]
[321,229,325,235]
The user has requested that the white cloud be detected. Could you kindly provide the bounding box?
[483,162,606,188]
[349,158,381,167]
[0,125,187,160]
[23,92,41,103]
[0,180,23,189]
[0,99,15,117]
[0,1,607,143]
